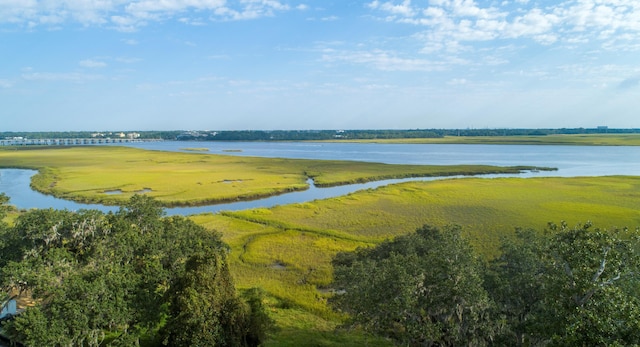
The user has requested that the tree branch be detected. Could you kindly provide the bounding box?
[591,247,610,283]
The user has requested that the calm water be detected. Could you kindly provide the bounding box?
[1,142,639,215]
[118,141,640,177]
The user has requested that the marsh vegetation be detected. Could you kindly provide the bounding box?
[0,146,547,207]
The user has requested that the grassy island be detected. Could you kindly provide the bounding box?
[0,146,549,207]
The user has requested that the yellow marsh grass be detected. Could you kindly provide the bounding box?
[0,146,537,206]
[262,304,392,347]
[223,176,640,258]
[190,214,365,317]
[188,175,640,345]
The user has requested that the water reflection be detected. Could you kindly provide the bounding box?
[0,169,118,214]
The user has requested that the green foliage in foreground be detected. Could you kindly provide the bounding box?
[0,195,273,347]
[332,223,640,346]
[332,225,496,346]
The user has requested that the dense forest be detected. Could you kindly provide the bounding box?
[0,194,273,347]
[2,127,639,142]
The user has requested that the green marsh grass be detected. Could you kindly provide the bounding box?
[189,213,387,345]
[0,146,542,207]
[180,147,210,151]
[189,175,640,345]
[222,176,640,257]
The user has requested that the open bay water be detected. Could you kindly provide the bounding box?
[118,141,640,177]
[1,142,639,216]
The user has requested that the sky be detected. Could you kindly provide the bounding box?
[1,0,639,131]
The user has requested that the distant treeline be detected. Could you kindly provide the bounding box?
[2,128,639,141]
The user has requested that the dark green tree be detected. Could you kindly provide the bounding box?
[484,228,550,346]
[544,222,640,345]
[160,252,245,347]
[487,222,640,346]
[0,193,9,219]
[241,287,275,347]
[1,195,272,346]
[331,225,497,346]
[0,193,11,268]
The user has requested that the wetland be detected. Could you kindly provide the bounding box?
[1,142,638,214]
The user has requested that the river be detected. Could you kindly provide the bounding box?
[1,142,639,216]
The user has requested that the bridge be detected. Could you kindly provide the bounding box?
[0,138,151,146]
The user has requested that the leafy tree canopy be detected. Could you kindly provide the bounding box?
[331,225,497,346]
[0,195,272,347]
[332,222,640,346]
[488,222,640,346]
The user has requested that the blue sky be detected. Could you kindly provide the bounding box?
[1,0,639,131]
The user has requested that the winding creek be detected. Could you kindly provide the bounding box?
[1,142,639,216]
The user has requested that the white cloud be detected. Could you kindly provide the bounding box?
[115,57,142,63]
[80,59,108,68]
[507,9,559,44]
[367,0,640,52]
[124,0,225,18]
[322,49,452,72]
[0,79,12,88]
[121,38,139,45]
[0,0,292,29]
[320,15,338,21]
[447,78,468,85]
[22,72,103,83]
[368,0,415,17]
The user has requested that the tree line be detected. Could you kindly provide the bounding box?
[3,128,639,142]
[0,194,273,346]
[331,223,640,346]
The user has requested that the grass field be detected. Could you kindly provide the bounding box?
[330,134,640,146]
[0,146,545,207]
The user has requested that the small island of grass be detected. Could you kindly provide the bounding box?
[181,147,210,152]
